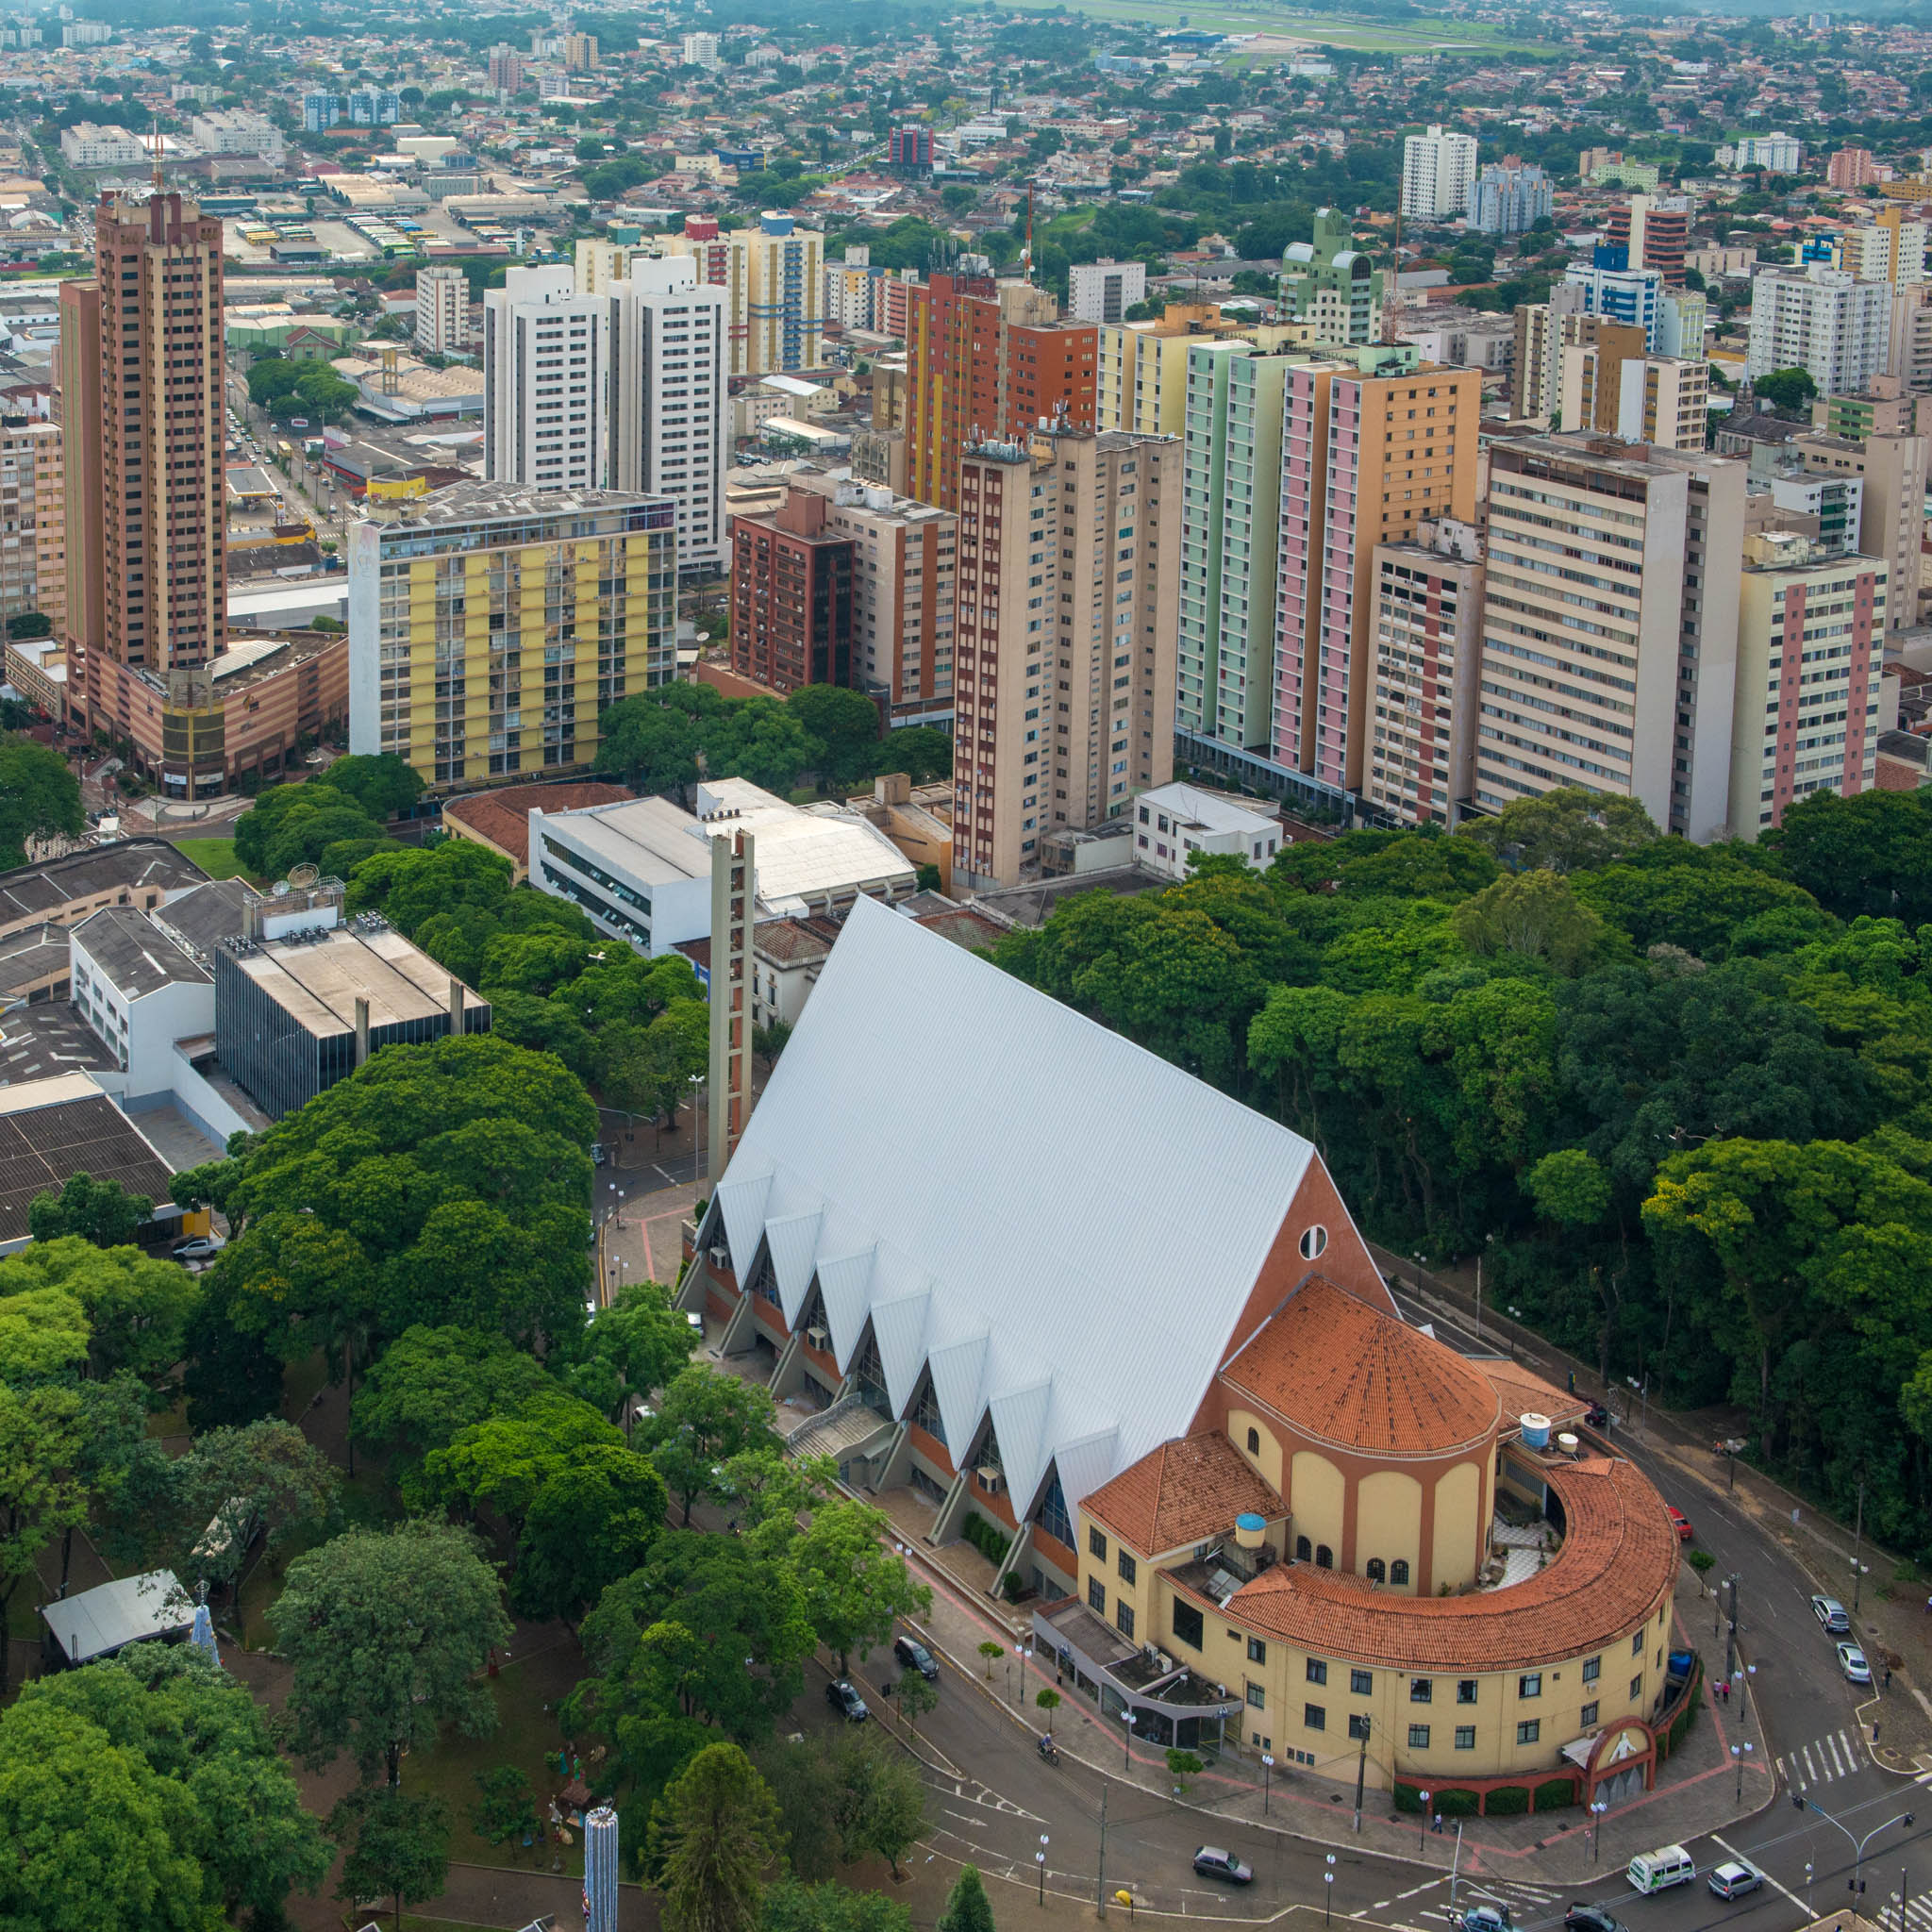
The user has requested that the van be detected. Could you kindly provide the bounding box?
[1628,1847,1696,1895]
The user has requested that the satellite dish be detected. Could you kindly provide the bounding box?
[288,861,321,889]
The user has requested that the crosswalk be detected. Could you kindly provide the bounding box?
[1457,1878,1564,1920]
[1777,1726,1866,1789]
[1357,1872,1562,1930]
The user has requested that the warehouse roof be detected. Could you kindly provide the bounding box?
[0,1073,176,1246]
[73,906,211,998]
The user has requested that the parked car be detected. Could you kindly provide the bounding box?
[1583,1402,1610,1428]
[1665,1506,1693,1542]
[1462,1907,1513,1932]
[1708,1862,1763,1902]
[1192,1847,1253,1886]
[825,1678,869,1723]
[591,1141,608,1167]
[893,1635,939,1681]
[1812,1595,1851,1633]
[1838,1642,1873,1685]
[170,1236,225,1264]
[1565,1906,1626,1932]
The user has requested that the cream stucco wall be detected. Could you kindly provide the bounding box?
[1432,1460,1484,1592]
[1356,1469,1423,1592]
[1291,1449,1345,1563]
[1229,1407,1284,1494]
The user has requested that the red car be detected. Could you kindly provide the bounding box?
[1666,1506,1693,1542]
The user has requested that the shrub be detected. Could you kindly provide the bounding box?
[1393,1782,1424,1813]
[1437,1788,1480,1817]
[1534,1778,1576,1810]
[1484,1785,1529,1816]
[960,1512,1011,1567]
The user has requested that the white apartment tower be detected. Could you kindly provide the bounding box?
[608,258,727,578]
[680,31,721,69]
[1746,265,1892,395]
[483,265,608,491]
[1402,125,1479,221]
[415,264,470,356]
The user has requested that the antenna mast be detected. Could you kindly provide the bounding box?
[1024,183,1034,284]
[150,118,164,192]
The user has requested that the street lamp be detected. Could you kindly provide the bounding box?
[1325,1854,1337,1926]
[1418,1790,1431,1853]
[1012,1643,1029,1707]
[1732,1741,1754,1802]
[1626,1374,1648,1439]
[1590,1798,1607,1863]
[1122,1707,1136,1771]
[1038,1835,1048,1908]
[1260,1752,1274,1817]
[1807,1865,1814,1915]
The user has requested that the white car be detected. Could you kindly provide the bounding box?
[1838,1641,1873,1685]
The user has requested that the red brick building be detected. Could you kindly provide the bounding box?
[728,488,855,693]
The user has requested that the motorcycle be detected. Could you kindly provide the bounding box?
[1037,1734,1059,1765]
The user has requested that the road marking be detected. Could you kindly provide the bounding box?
[941,1807,993,1833]
[1709,1836,1809,1919]
[1801,1745,1819,1783]
[1400,1882,1444,1898]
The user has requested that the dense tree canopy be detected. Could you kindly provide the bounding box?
[0,734,82,871]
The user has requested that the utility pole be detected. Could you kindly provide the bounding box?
[1725,1574,1740,1683]
[1096,1784,1108,1919]
[1853,1478,1867,1615]
[1354,1720,1370,1834]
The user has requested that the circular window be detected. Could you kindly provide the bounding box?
[1299,1224,1328,1260]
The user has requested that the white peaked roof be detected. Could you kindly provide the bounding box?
[706,895,1320,1518]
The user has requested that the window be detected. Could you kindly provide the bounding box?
[1351,1669,1373,1696]
[1090,1527,1108,1560]
[1296,1536,1312,1561]
[1583,1657,1601,1684]
[1247,1426,1260,1455]
[1630,1674,1643,1700]
[1349,1713,1371,1740]
[1116,1601,1135,1640]
[1409,1724,1431,1750]
[1457,1680,1477,1705]
[1118,1551,1137,1585]
[1410,1678,1432,1704]
[1088,1577,1106,1613]
[1517,1720,1541,1745]
[1306,1704,1327,1731]
[1632,1631,1644,1656]
[1580,1701,1599,1728]
[1247,1682,1267,1710]
[1391,1560,1410,1587]
[1307,1658,1328,1686]
[1366,1558,1386,1584]
[1300,1224,1328,1259]
[1249,1638,1268,1664]
[1173,1600,1205,1649]
[1316,1545,1333,1570]
[1455,1725,1476,1750]
[1519,1674,1541,1700]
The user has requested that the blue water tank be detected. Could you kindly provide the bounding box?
[1520,1412,1551,1450]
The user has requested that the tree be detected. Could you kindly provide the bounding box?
[169,1156,249,1238]
[470,1763,539,1857]
[270,1520,512,1787]
[26,1172,152,1247]
[1451,870,1612,974]
[345,837,514,936]
[513,1439,669,1622]
[568,1277,703,1429]
[351,1323,552,1467]
[1755,366,1817,413]
[937,1865,996,1932]
[0,733,82,869]
[1034,1686,1060,1735]
[328,1785,452,1932]
[167,1418,339,1602]
[648,1365,780,1523]
[785,1498,932,1674]
[760,1880,914,1932]
[899,1669,940,1736]
[1458,787,1658,874]
[1166,1746,1205,1793]
[0,1235,194,1383]
[829,1736,925,1880]
[323,751,425,822]
[649,1742,781,1932]
[787,683,883,791]
[977,1640,1003,1678]
[0,1642,330,1925]
[0,1380,89,1690]
[1766,789,1932,926]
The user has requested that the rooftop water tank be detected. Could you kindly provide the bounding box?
[1234,1512,1266,1550]
[1557,1431,1580,1457]
[1520,1412,1551,1450]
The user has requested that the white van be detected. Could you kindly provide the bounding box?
[1628,1846,1696,1895]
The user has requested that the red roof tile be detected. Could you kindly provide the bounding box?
[1223,1275,1500,1457]
[1084,1433,1280,1557]
[442,782,631,870]
[1227,1453,1678,1670]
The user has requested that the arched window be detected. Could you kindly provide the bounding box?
[1299,1224,1329,1260]
[1295,1535,1311,1561]
[1315,1544,1334,1570]
[1391,1559,1410,1587]
[1366,1558,1386,1584]
[1246,1426,1260,1455]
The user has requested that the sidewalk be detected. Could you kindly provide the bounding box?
[891,1512,1773,1887]
[596,1179,697,1308]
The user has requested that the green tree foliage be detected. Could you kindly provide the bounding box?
[0,1381,89,1690]
[26,1173,152,1248]
[648,1742,782,1932]
[760,1879,914,1932]
[321,752,425,821]
[1754,366,1818,412]
[269,1519,511,1788]
[780,1497,932,1674]
[786,683,884,791]
[1762,788,1932,925]
[0,733,82,869]
[351,1323,553,1467]
[327,1785,452,1932]
[1457,785,1659,874]
[0,1642,329,1929]
[165,1418,339,1601]
[594,682,814,795]
[470,1763,540,1854]
[1450,870,1614,974]
[566,1276,703,1424]
[937,1865,996,1932]
[0,1236,195,1381]
[233,781,391,880]
[647,1365,781,1523]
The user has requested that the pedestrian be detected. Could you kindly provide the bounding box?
[1886,1667,1893,1690]
[1434,1811,1443,1834]
[1568,1370,1576,1396]
[1874,1722,1882,1744]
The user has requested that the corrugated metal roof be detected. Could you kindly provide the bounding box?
[710,896,1317,1515]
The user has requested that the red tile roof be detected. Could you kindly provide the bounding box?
[1478,1361,1591,1432]
[442,782,631,869]
[1227,1453,1678,1670]
[1083,1433,1281,1557]
[1223,1275,1500,1457]
[916,908,1007,953]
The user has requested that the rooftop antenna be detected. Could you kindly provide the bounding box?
[150,118,163,192]
[1023,183,1033,284]
[1384,196,1402,344]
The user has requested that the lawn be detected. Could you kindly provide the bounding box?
[175,837,264,885]
[990,0,1551,52]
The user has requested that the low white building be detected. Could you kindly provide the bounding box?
[530,777,917,955]
[1068,259,1148,325]
[1129,782,1282,878]
[190,110,285,160]
[60,123,143,167]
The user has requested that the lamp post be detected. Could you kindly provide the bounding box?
[1806,1865,1814,1915]
[1418,1791,1431,1853]
[1038,1835,1049,1908]
[1353,1718,1371,1836]
[1626,1373,1648,1440]
[1122,1707,1136,1772]
[1590,1799,1607,1863]
[1732,1741,1754,1802]
[1261,1752,1274,1817]
[1853,1478,1867,1615]
[1325,1854,1336,1926]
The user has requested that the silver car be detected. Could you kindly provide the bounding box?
[1811,1594,1851,1633]
[1838,1642,1873,1685]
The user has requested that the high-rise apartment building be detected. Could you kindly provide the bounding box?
[347,482,676,789]
[414,264,470,355]
[735,211,824,377]
[1789,425,1927,637]
[1095,304,1245,437]
[486,45,525,92]
[29,419,62,641]
[1475,437,1745,840]
[1657,290,1707,360]
[1176,340,1297,752]
[1836,209,1927,290]
[951,427,1179,889]
[889,126,933,171]
[1603,195,1689,288]
[0,419,60,631]
[1558,335,1708,450]
[1366,519,1484,827]
[58,192,225,741]
[905,273,1097,509]
[1068,259,1148,325]
[1746,265,1892,394]
[1277,207,1383,344]
[483,265,608,492]
[1472,161,1553,236]
[608,258,727,579]
[1564,262,1665,352]
[1401,125,1478,221]
[728,488,855,694]
[561,32,598,70]
[1730,530,1885,835]
[1723,132,1803,172]
[1273,349,1481,791]
[792,474,957,729]
[1827,147,1885,190]
[679,31,721,69]
[1556,315,1649,431]
[1510,284,1584,423]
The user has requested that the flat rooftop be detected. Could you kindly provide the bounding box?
[0,1074,177,1245]
[223,914,484,1040]
[375,478,670,530]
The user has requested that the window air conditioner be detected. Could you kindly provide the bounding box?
[806,1324,830,1351]
[708,1245,729,1268]
[975,1466,1005,1494]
